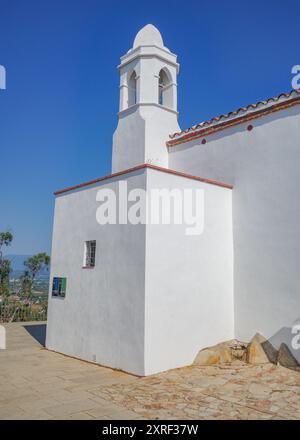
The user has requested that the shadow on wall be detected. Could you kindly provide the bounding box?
[23,324,46,347]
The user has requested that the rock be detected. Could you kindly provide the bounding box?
[229,342,248,361]
[194,341,233,365]
[247,333,278,364]
[194,349,221,365]
[248,382,271,397]
[277,343,300,369]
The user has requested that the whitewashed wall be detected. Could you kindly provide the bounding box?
[112,103,180,173]
[144,168,234,375]
[47,165,234,375]
[169,105,300,342]
[46,169,147,376]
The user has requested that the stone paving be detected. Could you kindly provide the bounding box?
[0,322,300,420]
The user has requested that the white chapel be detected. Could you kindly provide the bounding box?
[46,25,300,375]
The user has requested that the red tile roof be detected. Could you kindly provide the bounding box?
[167,90,300,147]
[54,163,233,196]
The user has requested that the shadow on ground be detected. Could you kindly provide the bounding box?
[23,323,47,346]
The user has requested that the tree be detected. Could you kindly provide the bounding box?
[19,271,32,298]
[0,232,13,253]
[24,253,50,294]
[0,231,13,296]
[0,259,11,285]
[0,259,11,296]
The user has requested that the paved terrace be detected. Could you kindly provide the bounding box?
[0,322,300,420]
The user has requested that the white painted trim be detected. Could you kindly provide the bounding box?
[118,102,179,117]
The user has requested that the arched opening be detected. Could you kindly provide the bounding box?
[127,71,137,107]
[158,68,173,108]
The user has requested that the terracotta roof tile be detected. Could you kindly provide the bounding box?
[168,90,300,146]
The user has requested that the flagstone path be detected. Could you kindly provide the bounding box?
[0,322,299,420]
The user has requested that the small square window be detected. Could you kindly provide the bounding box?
[84,240,96,268]
[52,277,67,298]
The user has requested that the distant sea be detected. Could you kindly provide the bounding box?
[4,254,50,280]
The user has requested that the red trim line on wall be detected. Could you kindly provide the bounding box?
[167,96,300,147]
[54,163,233,196]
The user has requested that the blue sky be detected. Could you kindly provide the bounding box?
[0,0,299,255]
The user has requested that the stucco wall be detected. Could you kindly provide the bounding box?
[47,165,234,375]
[46,169,147,376]
[169,105,300,342]
[144,168,234,375]
[112,104,180,173]
[112,106,146,172]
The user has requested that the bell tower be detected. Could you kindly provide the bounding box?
[112,24,180,173]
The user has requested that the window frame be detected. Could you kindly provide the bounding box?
[52,277,67,298]
[83,240,96,268]
[158,68,173,109]
[127,71,137,107]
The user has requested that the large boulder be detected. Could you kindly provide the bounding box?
[194,340,234,365]
[277,343,300,369]
[247,333,278,364]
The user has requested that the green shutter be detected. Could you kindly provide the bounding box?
[60,277,67,297]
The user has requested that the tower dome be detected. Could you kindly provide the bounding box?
[133,24,164,48]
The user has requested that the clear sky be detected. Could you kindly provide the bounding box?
[0,0,299,255]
